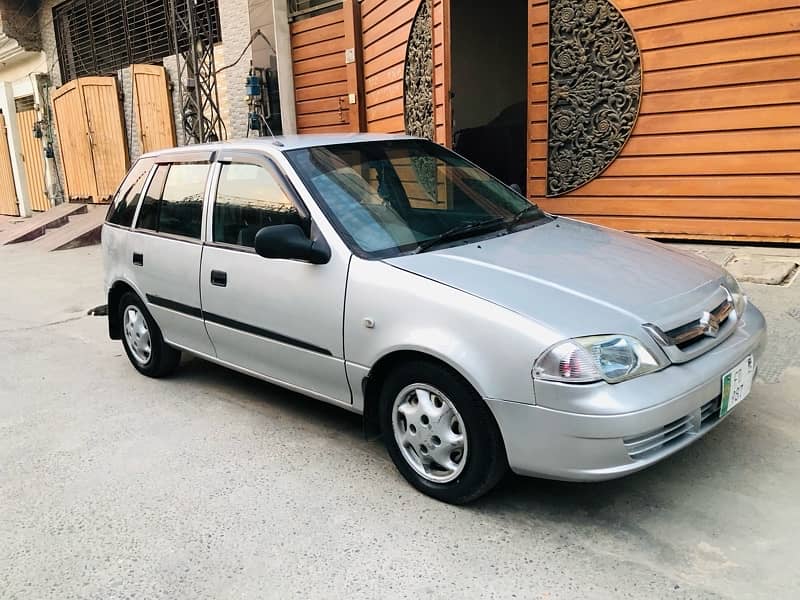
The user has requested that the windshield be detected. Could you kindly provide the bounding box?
[285,140,547,258]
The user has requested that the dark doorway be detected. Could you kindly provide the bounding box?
[450,0,528,194]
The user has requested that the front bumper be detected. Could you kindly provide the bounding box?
[486,302,767,481]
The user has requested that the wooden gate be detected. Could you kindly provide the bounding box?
[288,0,443,137]
[528,0,800,242]
[52,76,129,203]
[290,8,355,133]
[0,114,19,216]
[132,64,176,153]
[16,109,50,212]
[360,0,417,133]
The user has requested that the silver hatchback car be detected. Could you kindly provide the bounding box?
[103,134,766,504]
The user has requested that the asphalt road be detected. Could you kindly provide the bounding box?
[1,244,799,599]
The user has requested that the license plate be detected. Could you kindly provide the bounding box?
[720,355,755,417]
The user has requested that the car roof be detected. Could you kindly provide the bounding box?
[139,132,420,159]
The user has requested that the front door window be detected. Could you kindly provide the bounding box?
[212,163,303,248]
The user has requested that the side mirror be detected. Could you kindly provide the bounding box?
[254,224,331,264]
[509,183,523,195]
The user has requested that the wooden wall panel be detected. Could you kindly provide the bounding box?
[290,8,354,133]
[360,0,417,133]
[527,0,549,198]
[432,0,451,145]
[16,109,49,212]
[535,1,800,241]
[0,114,19,216]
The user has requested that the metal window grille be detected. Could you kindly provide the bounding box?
[288,0,342,20]
[52,0,221,83]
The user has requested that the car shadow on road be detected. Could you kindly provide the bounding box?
[173,355,368,440]
[172,356,771,525]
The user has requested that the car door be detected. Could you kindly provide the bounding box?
[129,152,215,356]
[199,152,351,405]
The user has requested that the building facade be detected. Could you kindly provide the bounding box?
[0,0,281,215]
[1,0,798,245]
[282,0,800,243]
[0,1,58,217]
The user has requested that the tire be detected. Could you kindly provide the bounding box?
[379,360,508,504]
[118,292,181,378]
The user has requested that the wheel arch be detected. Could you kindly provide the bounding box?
[107,279,144,339]
[361,348,491,439]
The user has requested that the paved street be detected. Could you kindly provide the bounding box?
[1,242,799,600]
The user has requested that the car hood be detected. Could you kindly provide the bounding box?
[385,218,726,338]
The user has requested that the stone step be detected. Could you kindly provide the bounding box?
[0,203,90,246]
[27,205,106,252]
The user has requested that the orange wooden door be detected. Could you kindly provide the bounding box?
[79,77,129,202]
[16,109,50,211]
[290,8,354,133]
[52,76,129,203]
[132,64,177,153]
[359,0,418,133]
[0,113,19,216]
[52,79,98,201]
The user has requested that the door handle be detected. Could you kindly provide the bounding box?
[210,270,227,287]
[133,252,143,266]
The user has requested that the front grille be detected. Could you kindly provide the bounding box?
[667,298,734,351]
[643,286,738,364]
[624,397,721,460]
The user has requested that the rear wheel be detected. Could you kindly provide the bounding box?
[119,292,181,378]
[379,361,507,504]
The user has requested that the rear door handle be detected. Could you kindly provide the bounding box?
[210,270,227,287]
[133,252,143,266]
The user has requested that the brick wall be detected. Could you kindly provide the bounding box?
[218,0,255,139]
[118,67,141,162]
[162,56,187,147]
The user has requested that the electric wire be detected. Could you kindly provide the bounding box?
[215,29,276,76]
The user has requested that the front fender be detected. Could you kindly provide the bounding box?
[344,257,559,406]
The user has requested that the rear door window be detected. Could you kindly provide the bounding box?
[106,158,153,227]
[135,163,210,240]
[212,162,303,248]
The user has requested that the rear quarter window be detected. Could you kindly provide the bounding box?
[135,163,209,240]
[106,159,154,227]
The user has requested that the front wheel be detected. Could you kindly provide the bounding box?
[119,292,181,378]
[379,361,508,504]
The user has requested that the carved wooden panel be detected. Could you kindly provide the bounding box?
[547,0,642,196]
[403,0,435,140]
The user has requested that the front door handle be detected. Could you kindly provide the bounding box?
[133,252,143,266]
[210,270,227,287]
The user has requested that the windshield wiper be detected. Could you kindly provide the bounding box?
[506,204,544,231]
[415,217,506,253]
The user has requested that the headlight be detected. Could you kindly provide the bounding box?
[533,335,663,384]
[723,272,747,317]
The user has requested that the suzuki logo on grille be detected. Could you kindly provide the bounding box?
[699,311,720,338]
